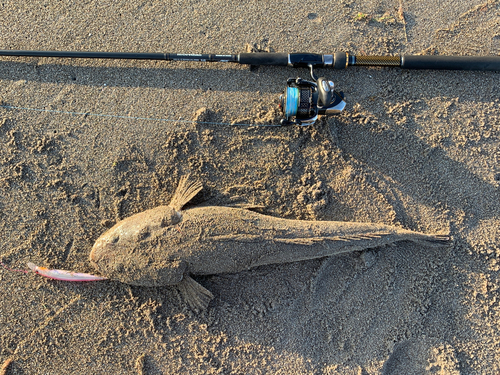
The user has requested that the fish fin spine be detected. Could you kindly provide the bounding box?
[170,174,203,212]
[177,274,214,311]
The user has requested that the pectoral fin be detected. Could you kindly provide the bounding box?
[170,174,203,212]
[176,275,214,311]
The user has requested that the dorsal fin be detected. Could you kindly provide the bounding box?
[169,174,203,211]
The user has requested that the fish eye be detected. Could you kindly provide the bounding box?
[160,210,182,227]
[110,236,119,244]
[136,228,151,241]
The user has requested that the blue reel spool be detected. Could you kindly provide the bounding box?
[283,86,300,119]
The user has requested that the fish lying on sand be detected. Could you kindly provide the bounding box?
[89,175,449,310]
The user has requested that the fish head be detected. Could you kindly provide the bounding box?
[89,205,187,286]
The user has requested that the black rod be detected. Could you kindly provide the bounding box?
[0,49,499,71]
[0,50,239,63]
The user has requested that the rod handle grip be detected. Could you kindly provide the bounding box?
[238,53,289,66]
[401,55,500,71]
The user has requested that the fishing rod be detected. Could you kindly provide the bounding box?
[1,49,499,126]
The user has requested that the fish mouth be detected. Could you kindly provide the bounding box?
[89,249,97,263]
[90,231,118,261]
[88,248,99,265]
[89,242,108,265]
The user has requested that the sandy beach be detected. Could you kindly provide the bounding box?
[1,0,499,373]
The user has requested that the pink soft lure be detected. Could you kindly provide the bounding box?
[27,262,107,281]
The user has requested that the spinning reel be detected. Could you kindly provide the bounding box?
[279,66,346,126]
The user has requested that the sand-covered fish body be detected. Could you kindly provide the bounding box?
[90,175,448,310]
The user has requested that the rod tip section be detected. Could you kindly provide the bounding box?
[333,52,347,69]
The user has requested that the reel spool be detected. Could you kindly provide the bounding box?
[279,73,346,126]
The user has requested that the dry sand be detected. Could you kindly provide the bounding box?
[0,0,499,374]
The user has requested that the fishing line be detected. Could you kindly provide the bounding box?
[0,103,281,127]
[0,261,29,274]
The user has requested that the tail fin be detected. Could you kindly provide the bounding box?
[169,174,203,211]
[416,233,450,247]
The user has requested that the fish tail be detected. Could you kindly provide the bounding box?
[412,233,450,247]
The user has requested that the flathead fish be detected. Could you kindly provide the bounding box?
[90,175,448,310]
